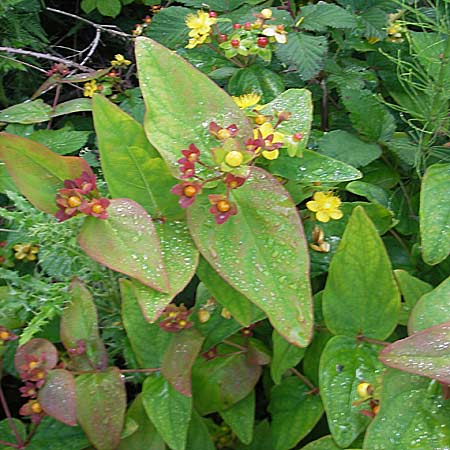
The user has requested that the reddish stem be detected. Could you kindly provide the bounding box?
[0,377,24,448]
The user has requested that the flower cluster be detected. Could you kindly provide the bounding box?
[55,171,110,222]
[185,10,217,49]
[46,63,69,77]
[386,11,406,43]
[0,326,18,344]
[13,243,39,261]
[158,304,194,332]
[83,80,101,98]
[111,54,131,68]
[132,5,162,36]
[306,191,343,223]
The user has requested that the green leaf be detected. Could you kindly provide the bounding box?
[303,329,333,386]
[92,95,181,219]
[162,328,204,396]
[0,99,52,124]
[269,376,324,450]
[228,65,285,104]
[60,279,107,370]
[0,133,93,213]
[380,321,450,383]
[420,163,450,265]
[340,88,396,142]
[142,373,192,450]
[80,0,96,14]
[394,269,432,326]
[363,369,450,449]
[177,0,243,11]
[346,181,389,207]
[186,411,215,450]
[118,395,165,450]
[236,420,273,450]
[146,7,191,50]
[408,276,450,334]
[188,167,313,347]
[219,391,255,445]
[271,330,305,384]
[51,99,92,117]
[269,151,362,183]
[276,33,328,81]
[38,369,77,426]
[299,3,357,31]
[136,37,251,176]
[96,0,121,17]
[120,279,171,368]
[0,163,17,193]
[29,128,90,155]
[197,258,265,327]
[77,198,169,292]
[319,336,385,447]
[323,206,400,339]
[192,343,261,414]
[127,220,198,322]
[0,419,26,450]
[318,130,381,168]
[300,435,343,450]
[76,367,126,450]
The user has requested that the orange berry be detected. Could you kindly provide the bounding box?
[217,200,231,212]
[68,196,82,208]
[254,115,266,125]
[372,404,380,415]
[178,319,187,327]
[183,185,197,197]
[31,402,43,414]
[0,331,9,340]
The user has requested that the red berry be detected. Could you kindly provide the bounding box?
[257,37,269,47]
[218,34,228,43]
[293,133,303,142]
[233,23,241,29]
[244,21,252,30]
[209,11,217,18]
[231,39,240,48]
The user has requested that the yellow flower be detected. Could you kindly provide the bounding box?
[186,33,209,49]
[232,93,261,109]
[306,191,343,223]
[185,10,216,36]
[253,122,284,160]
[83,80,99,98]
[111,54,131,67]
[262,25,288,44]
[13,244,39,261]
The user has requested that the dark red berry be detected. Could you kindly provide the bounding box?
[218,34,228,43]
[244,21,252,30]
[231,39,240,48]
[209,11,217,18]
[233,23,241,29]
[257,37,269,47]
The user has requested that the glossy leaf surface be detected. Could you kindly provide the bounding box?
[271,330,305,384]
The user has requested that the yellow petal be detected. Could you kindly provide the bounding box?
[262,149,279,160]
[316,211,330,222]
[329,210,343,220]
[306,200,319,212]
[272,131,284,144]
[259,122,274,138]
[313,191,327,202]
[276,34,287,44]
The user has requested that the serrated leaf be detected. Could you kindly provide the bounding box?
[323,206,400,339]
[269,377,323,450]
[96,0,121,17]
[142,374,192,450]
[276,33,327,81]
[60,279,108,370]
[269,151,362,183]
[318,130,381,168]
[76,367,126,450]
[319,336,384,447]
[29,128,90,155]
[0,99,52,124]
[363,369,450,449]
[408,276,450,334]
[188,167,313,348]
[299,2,357,31]
[420,163,450,265]
[0,133,93,213]
[271,330,305,384]
[228,65,284,104]
[135,37,251,176]
[38,369,77,426]
[77,198,169,292]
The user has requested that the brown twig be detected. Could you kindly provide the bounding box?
[356,335,390,347]
[290,368,319,394]
[223,339,248,352]
[0,440,19,449]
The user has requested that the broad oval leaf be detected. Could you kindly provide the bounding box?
[319,335,385,447]
[135,36,251,175]
[76,367,126,450]
[420,163,450,264]
[14,338,58,372]
[78,198,169,292]
[300,435,345,450]
[379,321,450,383]
[188,167,313,347]
[60,279,108,370]
[39,369,77,426]
[0,99,52,124]
[364,369,450,449]
[323,206,400,339]
[142,373,192,450]
[0,133,93,213]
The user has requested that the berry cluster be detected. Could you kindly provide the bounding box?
[158,304,194,333]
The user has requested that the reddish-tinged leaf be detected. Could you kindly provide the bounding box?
[0,133,93,213]
[76,367,126,450]
[38,369,77,426]
[379,321,450,384]
[60,279,108,370]
[14,338,58,372]
[78,198,169,292]
[161,328,204,396]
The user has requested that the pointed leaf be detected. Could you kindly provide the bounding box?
[380,322,450,383]
[142,373,192,450]
[319,336,385,447]
[408,275,450,334]
[364,369,450,449]
[186,411,215,450]
[0,99,52,123]
[269,376,324,450]
[161,328,204,396]
[420,163,450,265]
[51,99,92,117]
[188,167,313,347]
[76,367,126,450]
[300,435,343,450]
[0,133,93,213]
[323,206,400,339]
[14,338,58,372]
[135,36,251,175]
[38,369,77,426]
[60,279,108,370]
[78,198,169,292]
